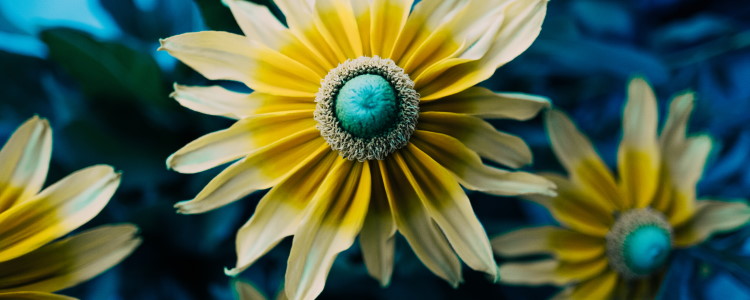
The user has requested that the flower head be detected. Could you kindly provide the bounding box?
[160,0,552,299]
[493,78,750,299]
[0,116,141,299]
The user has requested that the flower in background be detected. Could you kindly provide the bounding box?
[160,0,552,299]
[0,116,141,299]
[493,78,750,299]
[234,280,281,300]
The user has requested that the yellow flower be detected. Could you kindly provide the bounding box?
[493,78,750,299]
[160,0,552,299]
[0,116,141,300]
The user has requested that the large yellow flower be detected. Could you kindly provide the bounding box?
[0,116,141,300]
[160,0,553,299]
[493,78,750,299]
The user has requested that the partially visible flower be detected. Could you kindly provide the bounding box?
[0,116,141,299]
[159,0,552,299]
[493,78,750,299]
[234,280,284,300]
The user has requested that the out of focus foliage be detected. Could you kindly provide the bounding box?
[0,0,748,299]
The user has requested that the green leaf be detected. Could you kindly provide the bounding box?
[40,27,168,108]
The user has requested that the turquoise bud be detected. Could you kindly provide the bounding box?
[623,225,671,275]
[334,74,398,138]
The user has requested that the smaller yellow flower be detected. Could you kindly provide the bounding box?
[492,78,750,299]
[0,116,141,300]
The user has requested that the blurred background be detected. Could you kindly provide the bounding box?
[1,0,749,299]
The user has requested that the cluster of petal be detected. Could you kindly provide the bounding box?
[0,117,141,299]
[492,78,750,299]
[159,0,552,299]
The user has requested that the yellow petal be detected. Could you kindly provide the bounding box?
[524,174,613,237]
[159,31,320,97]
[417,111,533,168]
[174,130,325,214]
[285,160,371,300]
[492,226,605,263]
[358,161,396,286]
[312,0,364,59]
[0,225,140,293]
[226,150,338,276]
[0,116,51,212]
[167,111,316,174]
[419,0,547,100]
[664,136,712,226]
[0,292,75,300]
[545,110,624,211]
[0,165,119,262]
[275,0,341,68]
[673,200,750,247]
[420,86,550,120]
[378,155,462,286]
[391,0,466,66]
[554,270,618,300]
[170,84,314,119]
[398,146,498,280]
[369,0,412,58]
[618,77,660,209]
[234,280,267,300]
[411,131,555,197]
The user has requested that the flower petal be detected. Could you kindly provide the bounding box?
[411,130,555,197]
[174,130,326,214]
[492,226,605,262]
[0,225,140,293]
[0,165,119,262]
[553,271,618,300]
[545,110,623,211]
[234,280,267,300]
[170,84,315,119]
[167,111,316,174]
[673,200,750,247]
[285,160,371,300]
[419,0,547,100]
[0,292,75,300]
[312,0,364,59]
[275,0,341,68]
[417,111,532,168]
[664,136,712,226]
[159,31,321,97]
[359,161,396,286]
[618,77,660,209]
[398,146,498,280]
[0,116,51,212]
[532,174,613,237]
[498,259,560,285]
[378,155,462,286]
[420,86,550,119]
[369,0,412,58]
[226,150,338,276]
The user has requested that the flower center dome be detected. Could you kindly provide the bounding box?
[605,208,673,278]
[334,74,398,138]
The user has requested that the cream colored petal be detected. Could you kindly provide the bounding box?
[420,86,550,119]
[492,226,605,263]
[0,116,51,212]
[159,31,321,97]
[0,292,75,300]
[398,146,498,281]
[167,111,316,174]
[545,110,624,211]
[419,0,547,100]
[170,84,315,119]
[417,111,533,168]
[659,91,694,155]
[234,280,267,300]
[665,136,712,226]
[226,150,338,276]
[618,77,660,209]
[0,225,140,293]
[499,259,562,285]
[358,161,396,286]
[411,131,555,197]
[174,130,326,214]
[0,165,119,263]
[391,0,465,65]
[285,160,371,300]
[673,200,750,247]
[369,0,411,58]
[378,155,462,286]
[554,270,618,300]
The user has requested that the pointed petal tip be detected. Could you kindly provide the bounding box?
[157,38,167,51]
[225,266,242,277]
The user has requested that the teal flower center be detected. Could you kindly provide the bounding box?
[334,74,398,138]
[622,225,671,275]
[605,208,673,278]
